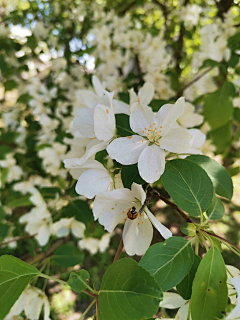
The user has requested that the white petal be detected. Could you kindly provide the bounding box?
[75,89,98,108]
[92,75,104,97]
[52,218,72,237]
[129,88,138,105]
[180,113,204,128]
[160,127,192,153]
[160,97,185,136]
[77,139,109,165]
[94,105,116,141]
[139,82,155,105]
[71,220,86,238]
[226,277,240,320]
[130,103,155,135]
[113,99,130,115]
[138,144,165,183]
[25,295,44,320]
[76,168,113,199]
[75,159,106,170]
[73,108,95,138]
[107,135,148,165]
[36,224,51,246]
[175,303,189,320]
[123,213,153,256]
[131,183,146,205]
[93,188,133,220]
[99,233,112,252]
[146,208,172,239]
[63,158,82,169]
[188,129,206,149]
[160,292,187,309]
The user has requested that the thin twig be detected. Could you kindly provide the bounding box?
[0,234,37,247]
[200,229,240,252]
[113,238,124,263]
[152,188,193,223]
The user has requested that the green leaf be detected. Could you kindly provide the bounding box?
[6,195,32,208]
[162,159,213,217]
[140,237,194,292]
[210,121,232,153]
[51,244,84,267]
[0,206,5,220]
[39,187,62,199]
[191,247,228,320]
[0,255,41,319]
[115,114,134,137]
[0,224,10,242]
[176,255,201,300]
[206,195,225,220]
[121,164,145,189]
[68,270,90,292]
[99,258,162,320]
[63,200,93,228]
[187,155,233,200]
[4,80,18,91]
[149,99,169,112]
[0,146,13,160]
[1,168,9,186]
[181,222,196,236]
[118,92,129,104]
[203,82,234,130]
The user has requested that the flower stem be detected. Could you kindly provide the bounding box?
[79,299,96,320]
[113,237,124,263]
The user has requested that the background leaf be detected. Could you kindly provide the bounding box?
[121,164,145,189]
[140,237,195,292]
[162,159,213,217]
[51,244,84,267]
[115,114,134,137]
[0,255,41,319]
[99,258,162,320]
[191,247,228,320]
[187,155,233,200]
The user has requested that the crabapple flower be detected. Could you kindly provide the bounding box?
[107,97,192,183]
[226,277,240,320]
[179,129,206,158]
[160,292,189,320]
[177,102,203,128]
[129,82,155,106]
[78,233,113,255]
[64,158,114,199]
[227,265,240,305]
[93,183,172,256]
[52,218,85,238]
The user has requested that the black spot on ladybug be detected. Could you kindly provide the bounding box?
[127,206,138,220]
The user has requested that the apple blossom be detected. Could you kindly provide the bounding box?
[52,217,85,238]
[78,233,113,255]
[107,97,192,183]
[226,277,240,320]
[160,292,189,320]
[93,183,172,256]
[177,102,203,128]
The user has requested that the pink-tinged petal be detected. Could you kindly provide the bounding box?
[92,75,104,97]
[130,103,155,135]
[188,129,206,148]
[131,183,146,205]
[94,105,116,141]
[113,99,130,115]
[138,82,155,105]
[138,144,165,183]
[107,135,148,165]
[76,169,113,199]
[73,108,95,138]
[71,220,86,238]
[160,97,185,136]
[76,140,109,165]
[145,208,172,239]
[123,214,153,256]
[160,127,192,153]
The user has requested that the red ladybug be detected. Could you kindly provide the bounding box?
[127,206,138,220]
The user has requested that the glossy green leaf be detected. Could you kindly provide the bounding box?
[63,200,93,227]
[115,114,134,137]
[191,247,228,320]
[181,222,196,236]
[203,82,234,130]
[68,270,90,292]
[121,164,145,189]
[51,244,84,267]
[210,121,232,153]
[206,195,225,220]
[0,255,41,319]
[140,237,194,292]
[162,159,213,217]
[187,155,233,200]
[176,255,201,300]
[99,258,162,320]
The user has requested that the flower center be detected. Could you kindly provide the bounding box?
[142,123,162,145]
